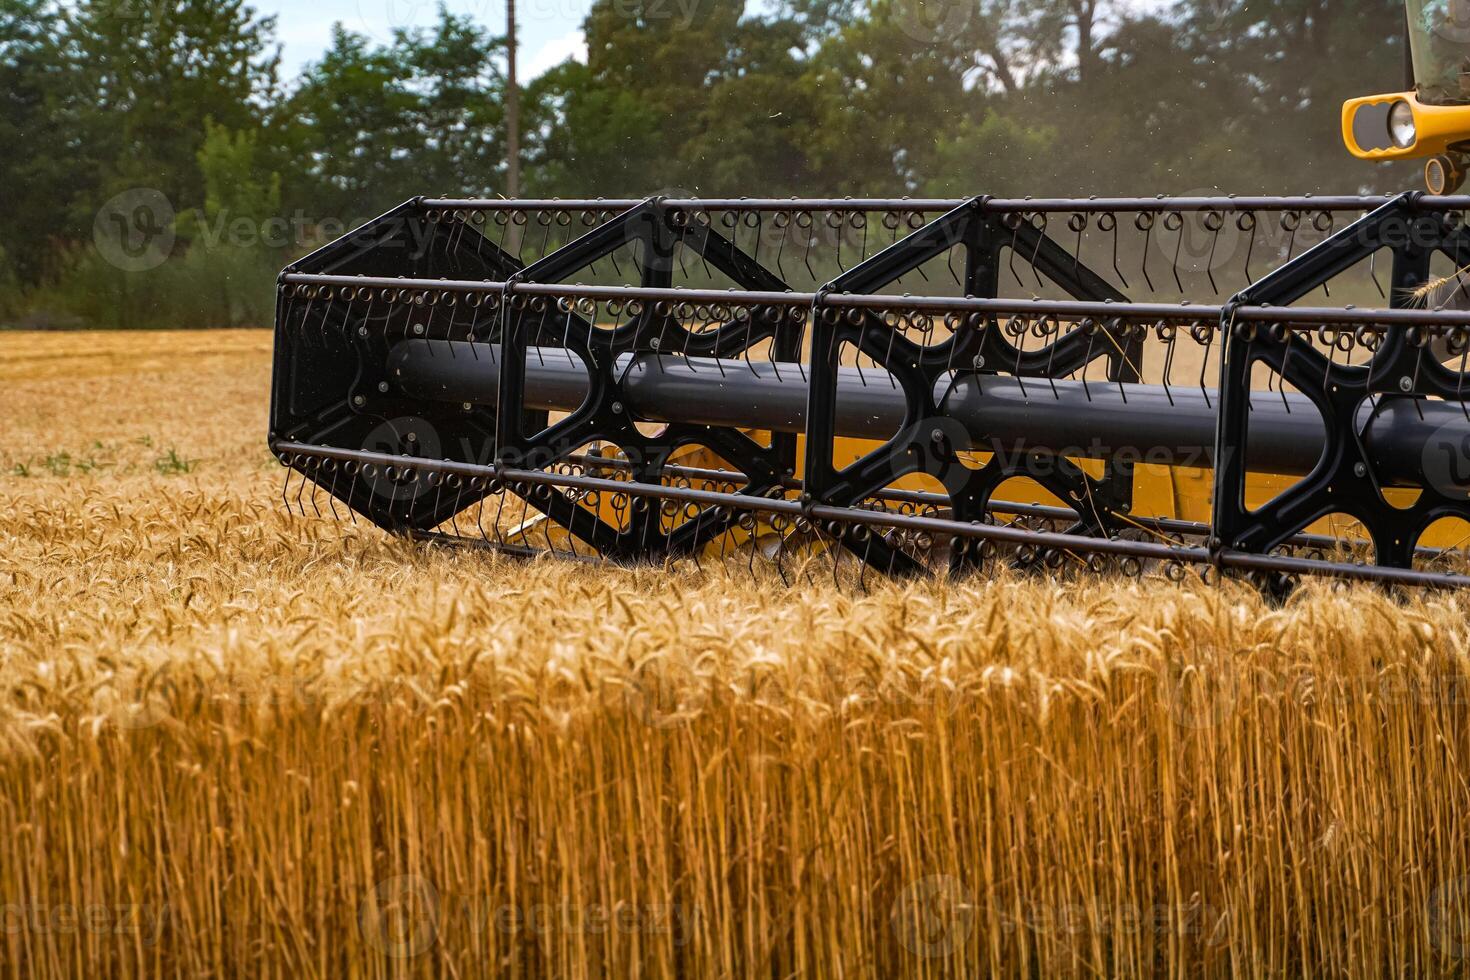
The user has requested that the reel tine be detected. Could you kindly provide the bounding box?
[294,461,309,518]
[281,459,294,517]
[323,463,344,525]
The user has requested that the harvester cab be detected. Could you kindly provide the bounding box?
[1343,0,1470,192]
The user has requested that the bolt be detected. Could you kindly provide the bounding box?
[1400,376,1414,392]
[612,401,624,414]
[352,394,366,407]
[1354,462,1367,477]
[377,381,390,393]
[931,429,945,443]
[413,323,425,336]
[649,338,661,350]
[462,402,473,412]
[406,432,417,442]
[358,326,368,337]
[973,356,985,369]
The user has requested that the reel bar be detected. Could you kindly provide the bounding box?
[271,439,1470,591]
[417,195,1470,213]
[563,454,1455,561]
[282,271,1470,328]
[388,340,1454,483]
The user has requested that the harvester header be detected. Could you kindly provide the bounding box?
[268,192,1470,591]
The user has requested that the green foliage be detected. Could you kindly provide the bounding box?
[56,0,280,221]
[0,243,18,322]
[0,0,1432,329]
[0,0,66,285]
[29,239,279,330]
[154,449,196,475]
[197,120,283,229]
[282,12,507,215]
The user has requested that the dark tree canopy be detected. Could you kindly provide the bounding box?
[0,0,1421,325]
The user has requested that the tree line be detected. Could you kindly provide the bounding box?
[0,0,1412,327]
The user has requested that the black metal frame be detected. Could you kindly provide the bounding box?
[491,198,803,561]
[801,197,1142,576]
[1213,194,1470,568]
[269,194,1470,589]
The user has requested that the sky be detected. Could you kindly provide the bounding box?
[254,0,592,80]
[254,0,1171,84]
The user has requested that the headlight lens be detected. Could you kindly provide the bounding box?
[1390,100,1417,149]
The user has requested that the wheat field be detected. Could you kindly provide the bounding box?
[4,330,1470,977]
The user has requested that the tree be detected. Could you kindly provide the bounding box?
[59,0,280,224]
[0,0,66,284]
[282,24,428,218]
[282,9,508,221]
[396,10,508,198]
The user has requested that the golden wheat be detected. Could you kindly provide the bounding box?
[4,330,1470,977]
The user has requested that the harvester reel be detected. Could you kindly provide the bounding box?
[272,194,1470,590]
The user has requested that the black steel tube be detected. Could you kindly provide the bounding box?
[387,339,1462,484]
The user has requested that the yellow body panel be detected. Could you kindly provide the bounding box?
[1342,91,1470,160]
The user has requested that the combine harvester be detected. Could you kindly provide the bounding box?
[269,1,1470,591]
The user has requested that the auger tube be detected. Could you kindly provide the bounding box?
[387,339,1453,484]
